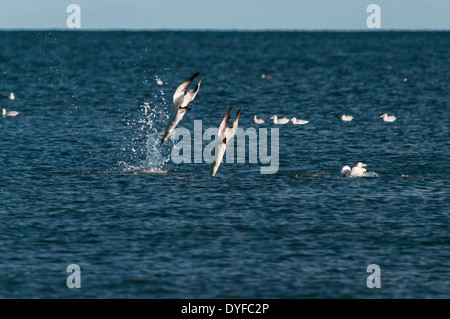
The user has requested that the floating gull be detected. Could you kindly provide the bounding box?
[156,78,163,86]
[1,92,15,100]
[261,74,273,79]
[341,115,353,121]
[254,115,265,124]
[270,115,290,124]
[380,113,396,122]
[290,117,309,125]
[160,72,203,147]
[2,108,20,117]
[210,107,241,177]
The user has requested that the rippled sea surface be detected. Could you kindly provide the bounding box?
[0,31,449,298]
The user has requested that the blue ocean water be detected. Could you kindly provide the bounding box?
[0,31,449,298]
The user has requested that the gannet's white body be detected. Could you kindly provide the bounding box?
[350,162,367,177]
[160,72,203,147]
[342,162,378,178]
[210,107,241,176]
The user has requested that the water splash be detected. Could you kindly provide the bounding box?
[119,77,172,174]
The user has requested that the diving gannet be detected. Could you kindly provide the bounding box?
[160,72,203,147]
[210,107,241,176]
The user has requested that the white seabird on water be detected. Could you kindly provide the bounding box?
[2,108,20,117]
[0,92,15,100]
[290,117,309,125]
[351,162,367,177]
[380,113,396,122]
[156,78,163,86]
[270,115,290,124]
[342,162,379,178]
[210,107,241,177]
[341,115,353,121]
[160,72,203,147]
[254,115,265,124]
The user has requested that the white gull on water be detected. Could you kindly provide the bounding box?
[290,117,309,125]
[253,115,265,124]
[2,108,20,117]
[270,115,290,124]
[341,115,353,121]
[380,113,396,122]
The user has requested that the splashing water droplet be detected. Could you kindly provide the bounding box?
[119,84,171,173]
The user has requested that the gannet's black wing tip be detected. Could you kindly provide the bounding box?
[187,72,200,82]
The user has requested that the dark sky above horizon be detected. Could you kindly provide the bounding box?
[1,0,449,30]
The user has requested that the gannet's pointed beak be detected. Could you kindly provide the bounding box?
[380,115,384,118]
[160,136,167,148]
[362,163,367,167]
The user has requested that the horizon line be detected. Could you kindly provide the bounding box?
[0,28,449,32]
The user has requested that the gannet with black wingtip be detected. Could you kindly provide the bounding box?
[290,117,309,125]
[270,115,289,124]
[2,108,20,117]
[341,166,351,177]
[351,162,367,177]
[341,115,353,121]
[160,72,203,147]
[210,107,241,177]
[380,113,396,122]
[254,115,265,124]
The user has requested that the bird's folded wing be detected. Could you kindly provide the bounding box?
[218,107,233,139]
[225,108,241,139]
[173,72,200,104]
[182,75,203,106]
